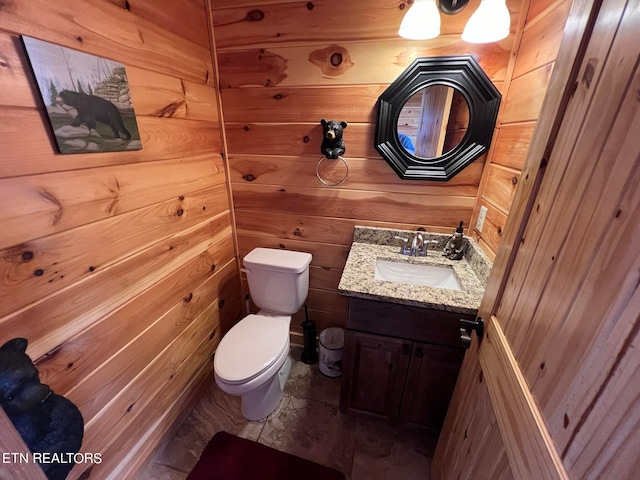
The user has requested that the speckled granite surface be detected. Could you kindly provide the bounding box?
[338,226,493,315]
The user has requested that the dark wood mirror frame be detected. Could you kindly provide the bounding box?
[375,55,501,181]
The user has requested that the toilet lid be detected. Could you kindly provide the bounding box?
[214,314,290,384]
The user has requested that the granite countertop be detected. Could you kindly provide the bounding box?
[338,226,493,315]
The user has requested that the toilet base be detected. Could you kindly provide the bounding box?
[240,355,292,421]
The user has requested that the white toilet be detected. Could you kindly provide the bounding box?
[213,247,312,420]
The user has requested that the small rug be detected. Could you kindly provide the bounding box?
[187,431,347,480]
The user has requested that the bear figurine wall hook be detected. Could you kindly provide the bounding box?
[317,119,350,187]
[320,119,347,159]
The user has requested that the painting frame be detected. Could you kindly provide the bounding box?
[21,36,142,154]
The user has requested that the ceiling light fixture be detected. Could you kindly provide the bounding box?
[398,0,510,43]
[461,0,511,43]
[438,0,470,15]
[398,0,441,40]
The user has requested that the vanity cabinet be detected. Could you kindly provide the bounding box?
[340,298,472,431]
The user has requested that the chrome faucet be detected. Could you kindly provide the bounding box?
[423,239,439,256]
[410,232,424,256]
[394,235,410,255]
[396,233,438,256]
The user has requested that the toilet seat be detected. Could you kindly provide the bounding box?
[214,314,290,385]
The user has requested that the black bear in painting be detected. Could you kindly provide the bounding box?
[0,338,84,480]
[320,119,347,159]
[57,90,131,140]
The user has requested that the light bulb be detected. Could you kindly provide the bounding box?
[462,0,510,43]
[398,0,441,40]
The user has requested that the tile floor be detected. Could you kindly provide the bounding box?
[137,346,437,480]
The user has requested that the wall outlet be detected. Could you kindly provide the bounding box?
[476,206,488,232]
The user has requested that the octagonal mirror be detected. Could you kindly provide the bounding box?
[375,55,501,181]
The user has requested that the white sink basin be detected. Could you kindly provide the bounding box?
[374,259,461,291]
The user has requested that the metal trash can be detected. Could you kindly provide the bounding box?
[318,327,344,377]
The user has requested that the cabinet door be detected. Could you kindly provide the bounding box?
[340,330,412,421]
[399,342,464,430]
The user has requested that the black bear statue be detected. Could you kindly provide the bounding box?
[0,338,84,480]
[320,119,347,159]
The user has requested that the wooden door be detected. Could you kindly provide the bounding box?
[433,1,640,479]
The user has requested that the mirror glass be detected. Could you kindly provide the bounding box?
[397,85,469,159]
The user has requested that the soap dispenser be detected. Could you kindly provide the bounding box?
[443,221,465,260]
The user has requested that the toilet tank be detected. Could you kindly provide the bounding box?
[243,248,313,315]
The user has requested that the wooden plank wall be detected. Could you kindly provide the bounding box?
[0,1,242,479]
[470,0,573,257]
[211,0,527,336]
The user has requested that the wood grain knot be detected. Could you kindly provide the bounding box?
[279,243,286,249]
[179,195,185,201]
[294,228,302,236]
[497,227,502,235]
[218,299,226,308]
[34,269,44,277]
[209,331,216,340]
[309,45,354,77]
[127,404,134,413]
[22,251,34,261]
[75,36,83,44]
[563,414,569,428]
[176,208,184,216]
[246,9,265,22]
[582,58,597,89]
[183,292,193,303]
[303,136,310,143]
[89,266,95,272]
[511,176,518,185]
[273,93,283,100]
[243,174,256,181]
[243,125,251,131]
[307,2,314,10]
[155,100,185,117]
[210,264,216,272]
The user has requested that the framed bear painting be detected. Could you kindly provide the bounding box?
[21,36,142,154]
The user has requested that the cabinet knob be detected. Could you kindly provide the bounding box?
[402,344,410,355]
